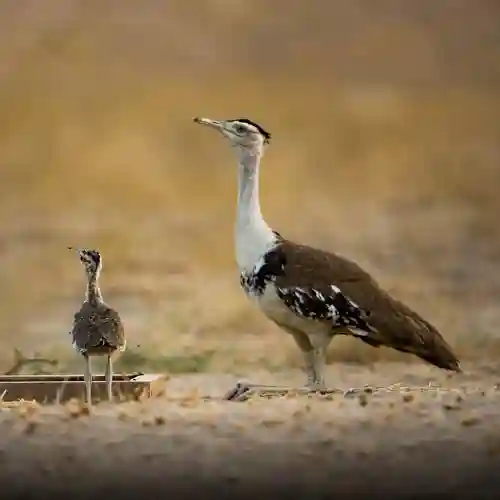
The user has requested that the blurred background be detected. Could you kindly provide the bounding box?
[0,0,499,375]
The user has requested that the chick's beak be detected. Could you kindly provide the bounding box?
[67,246,84,259]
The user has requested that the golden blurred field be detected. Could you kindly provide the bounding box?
[0,0,499,375]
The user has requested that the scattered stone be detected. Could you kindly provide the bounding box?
[358,393,368,407]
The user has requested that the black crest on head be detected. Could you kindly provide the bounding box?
[232,118,272,144]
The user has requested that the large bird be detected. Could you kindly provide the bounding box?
[193,116,461,399]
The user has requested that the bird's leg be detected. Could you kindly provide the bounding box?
[303,342,362,396]
[224,332,333,401]
[84,354,92,405]
[303,348,318,387]
[290,329,328,390]
[303,347,327,391]
[105,354,113,402]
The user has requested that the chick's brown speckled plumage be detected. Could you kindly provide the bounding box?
[69,247,126,404]
[72,302,125,356]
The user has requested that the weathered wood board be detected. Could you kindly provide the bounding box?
[0,372,166,403]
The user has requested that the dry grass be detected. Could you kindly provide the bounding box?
[0,1,499,375]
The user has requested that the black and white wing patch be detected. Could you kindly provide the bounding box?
[240,246,286,297]
[276,284,377,334]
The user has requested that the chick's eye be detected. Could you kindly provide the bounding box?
[234,125,246,134]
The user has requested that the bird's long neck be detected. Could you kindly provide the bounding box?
[86,271,104,305]
[235,150,276,272]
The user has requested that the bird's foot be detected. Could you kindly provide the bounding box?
[304,380,327,392]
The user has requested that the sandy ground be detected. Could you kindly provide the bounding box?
[2,362,500,499]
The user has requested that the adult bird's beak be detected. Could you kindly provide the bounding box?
[193,117,224,131]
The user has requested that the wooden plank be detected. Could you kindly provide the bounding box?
[0,372,144,383]
[0,373,167,404]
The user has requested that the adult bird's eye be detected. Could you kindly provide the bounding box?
[234,125,246,134]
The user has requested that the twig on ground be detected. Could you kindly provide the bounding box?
[3,348,58,375]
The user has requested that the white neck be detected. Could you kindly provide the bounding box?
[235,149,277,272]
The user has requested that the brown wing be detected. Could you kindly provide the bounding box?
[72,302,126,355]
[274,239,461,372]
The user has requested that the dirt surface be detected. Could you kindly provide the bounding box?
[2,362,500,499]
[0,0,499,373]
